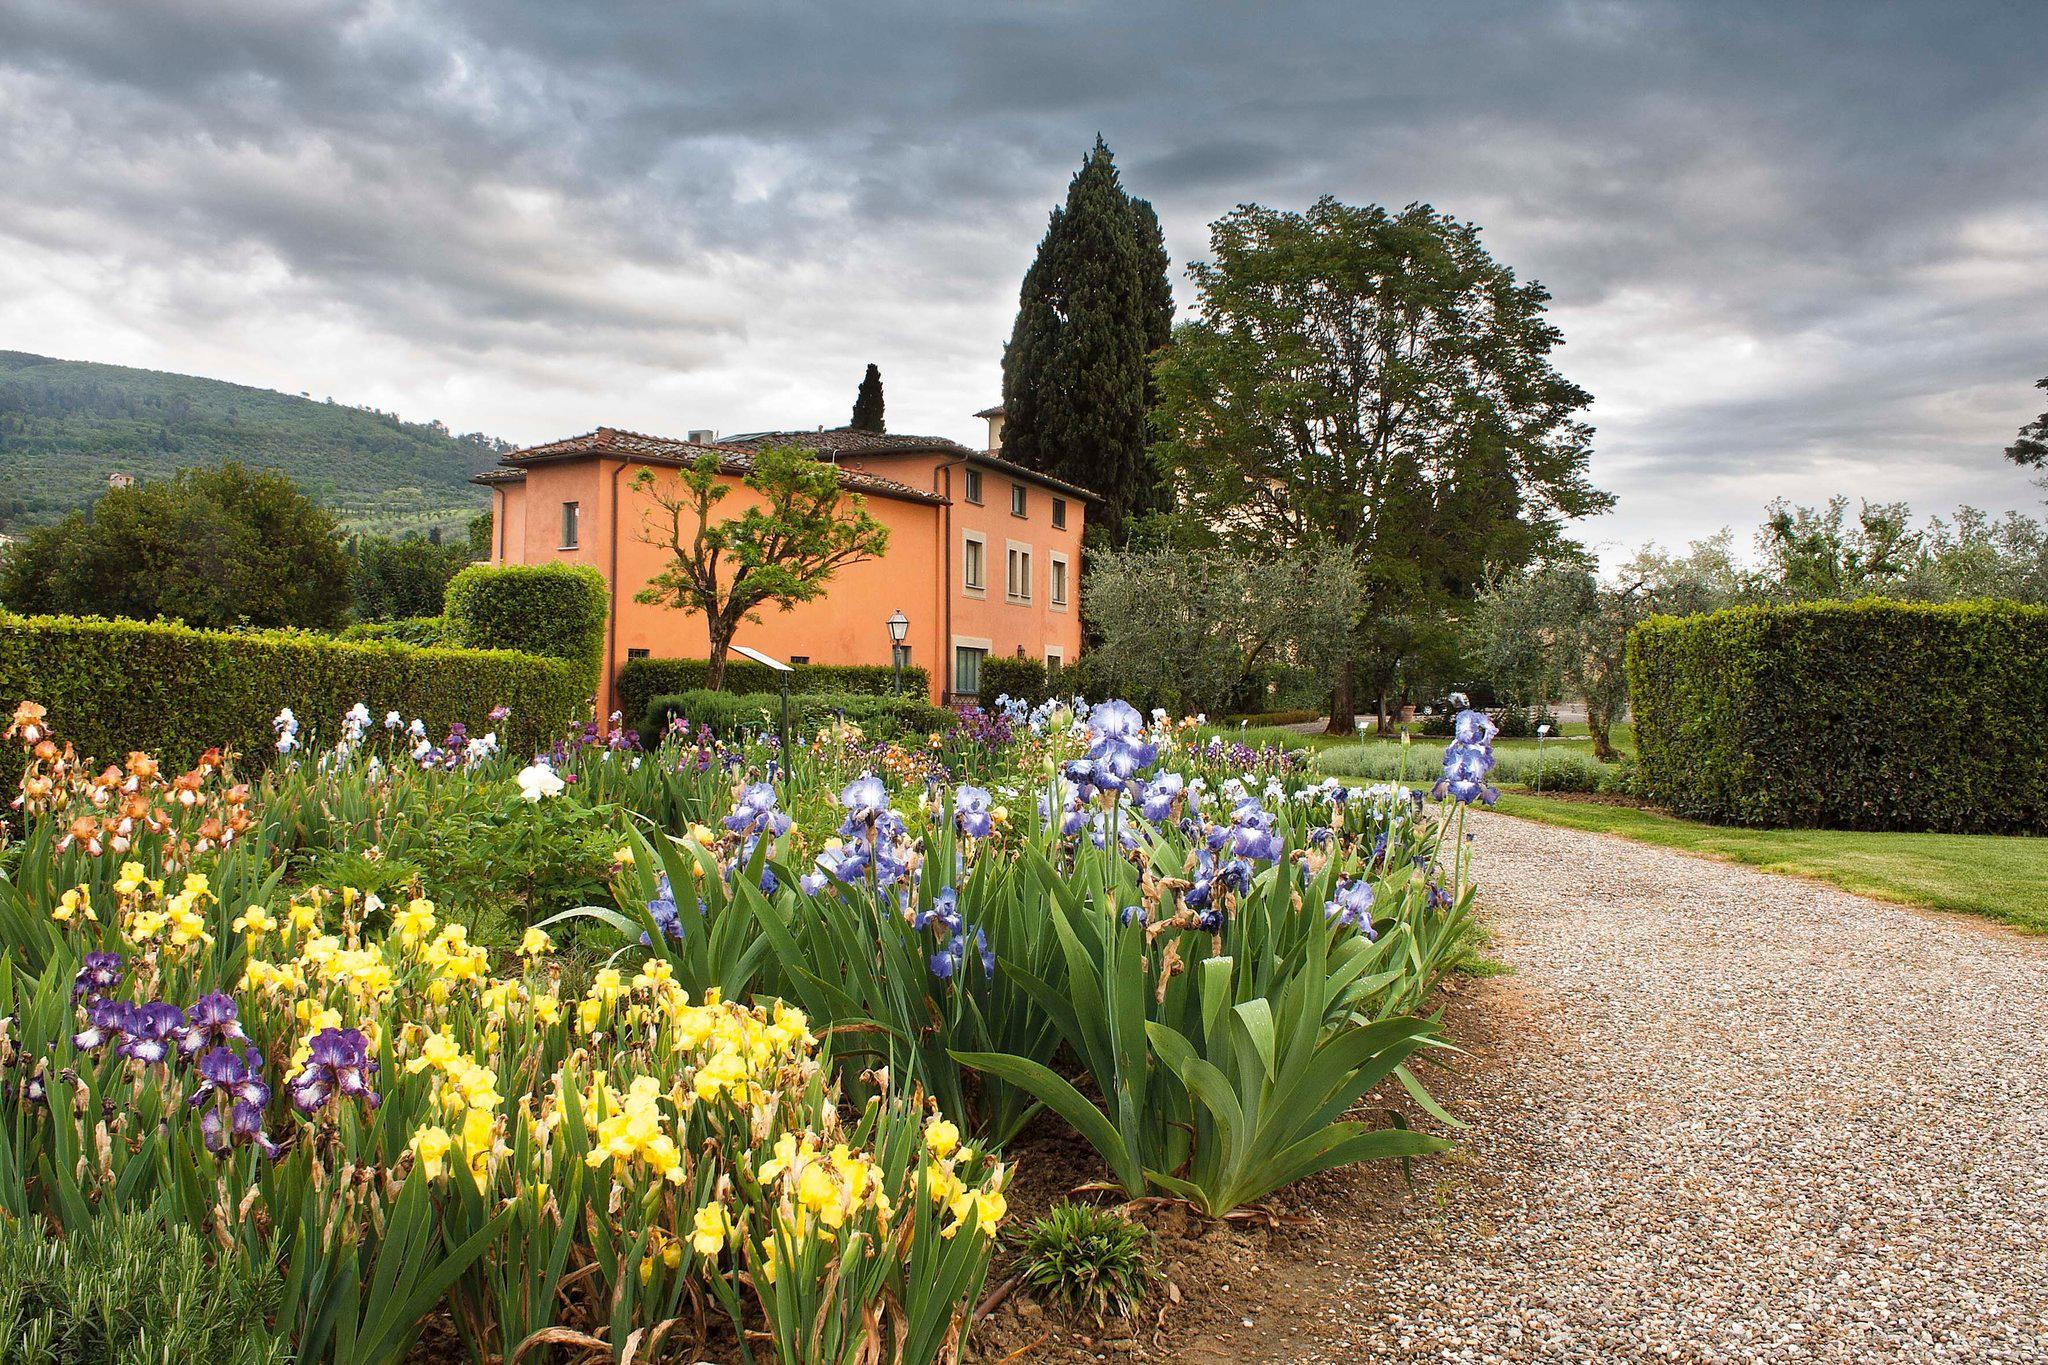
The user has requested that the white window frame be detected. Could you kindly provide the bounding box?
[1005,539,1032,603]
[1045,646,1064,673]
[963,467,984,505]
[961,530,986,595]
[1048,551,1069,610]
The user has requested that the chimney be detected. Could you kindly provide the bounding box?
[687,429,718,444]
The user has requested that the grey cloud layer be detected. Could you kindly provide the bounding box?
[1,0,2043,553]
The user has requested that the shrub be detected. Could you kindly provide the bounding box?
[646,689,954,743]
[1627,598,2048,832]
[615,656,928,723]
[444,563,608,689]
[1492,706,1561,739]
[0,1210,287,1364]
[1520,754,1600,794]
[0,612,583,784]
[979,656,1051,705]
[1015,1203,1156,1322]
[337,614,449,647]
[1219,707,1322,727]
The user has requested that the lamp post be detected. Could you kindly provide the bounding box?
[1536,721,1552,795]
[886,610,909,696]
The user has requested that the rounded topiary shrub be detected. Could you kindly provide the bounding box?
[1626,598,2048,833]
[444,563,608,689]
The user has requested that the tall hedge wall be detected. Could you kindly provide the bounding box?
[444,563,608,691]
[1626,598,2048,833]
[615,656,930,728]
[0,612,584,781]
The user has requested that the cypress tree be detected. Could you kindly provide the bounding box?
[849,363,885,434]
[1000,137,1173,538]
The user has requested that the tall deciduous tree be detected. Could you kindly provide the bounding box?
[631,443,890,689]
[0,462,352,628]
[1001,137,1173,538]
[1152,197,1612,733]
[2008,374,2048,468]
[850,363,886,434]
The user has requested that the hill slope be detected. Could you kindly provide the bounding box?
[0,351,507,536]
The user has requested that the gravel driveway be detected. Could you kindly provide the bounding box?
[1301,809,2048,1363]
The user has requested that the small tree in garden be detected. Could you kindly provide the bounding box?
[632,443,890,690]
[1471,539,1740,760]
[850,362,886,434]
[1152,197,1612,733]
[1083,539,1365,716]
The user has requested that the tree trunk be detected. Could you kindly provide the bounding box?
[706,616,735,691]
[1586,700,1617,762]
[1324,657,1358,736]
[1377,691,1392,736]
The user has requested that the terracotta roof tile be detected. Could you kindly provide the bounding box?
[477,427,947,505]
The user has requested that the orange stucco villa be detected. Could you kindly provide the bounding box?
[473,408,1088,716]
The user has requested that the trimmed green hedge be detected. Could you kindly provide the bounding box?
[616,657,930,727]
[644,689,954,744]
[337,615,449,647]
[1626,598,2048,832]
[444,563,608,691]
[0,612,583,780]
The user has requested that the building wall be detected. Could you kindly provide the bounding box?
[838,453,1085,696]
[492,459,946,715]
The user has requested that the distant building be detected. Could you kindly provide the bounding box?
[107,472,135,489]
[473,410,1090,719]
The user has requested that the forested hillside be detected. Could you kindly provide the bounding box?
[0,351,505,535]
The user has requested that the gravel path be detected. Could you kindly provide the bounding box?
[1302,809,2048,1363]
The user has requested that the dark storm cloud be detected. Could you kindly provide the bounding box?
[1,0,2043,551]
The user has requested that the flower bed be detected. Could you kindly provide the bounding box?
[0,692,1494,1361]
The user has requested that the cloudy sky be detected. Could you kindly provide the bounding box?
[2,0,2044,558]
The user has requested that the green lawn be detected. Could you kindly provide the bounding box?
[1490,793,2048,934]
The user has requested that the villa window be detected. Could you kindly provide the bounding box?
[1010,483,1028,517]
[964,468,983,504]
[1050,555,1068,607]
[962,534,986,591]
[560,501,581,549]
[1052,497,1067,529]
[954,645,986,696]
[627,647,650,660]
[1006,546,1032,602]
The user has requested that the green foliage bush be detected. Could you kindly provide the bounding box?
[978,655,1053,705]
[1627,598,2048,832]
[0,612,582,782]
[1015,1202,1156,1322]
[1522,755,1601,794]
[0,1211,287,1364]
[337,614,449,647]
[615,656,930,724]
[444,563,608,690]
[646,689,954,743]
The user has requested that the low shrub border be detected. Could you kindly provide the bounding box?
[615,656,930,724]
[1626,598,2048,833]
[645,688,954,743]
[0,611,583,781]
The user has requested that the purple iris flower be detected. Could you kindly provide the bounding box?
[1120,905,1148,926]
[838,774,889,826]
[191,1043,281,1158]
[74,997,133,1051]
[119,1002,187,1065]
[72,951,124,1003]
[1324,880,1378,938]
[642,874,684,944]
[180,992,246,1057]
[1433,711,1500,806]
[724,783,792,839]
[287,1027,379,1114]
[914,886,962,933]
[1137,773,1185,822]
[954,785,994,839]
[1226,801,1285,862]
